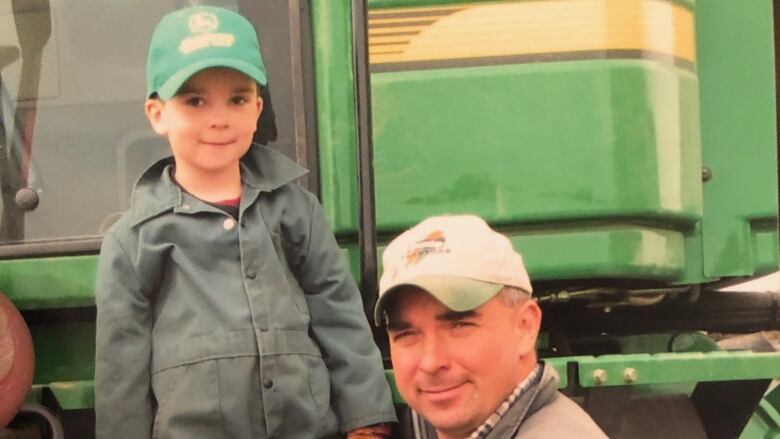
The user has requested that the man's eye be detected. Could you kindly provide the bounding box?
[390,330,415,342]
[451,321,475,331]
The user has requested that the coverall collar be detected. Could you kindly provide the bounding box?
[128,143,307,226]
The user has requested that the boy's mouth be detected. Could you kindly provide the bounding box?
[201,140,234,147]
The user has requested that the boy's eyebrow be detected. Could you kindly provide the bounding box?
[175,86,256,95]
[232,86,256,94]
[437,309,477,321]
[176,85,203,95]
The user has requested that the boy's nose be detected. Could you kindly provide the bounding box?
[208,108,229,129]
[210,118,229,129]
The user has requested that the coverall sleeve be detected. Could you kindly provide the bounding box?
[296,193,397,432]
[94,232,154,439]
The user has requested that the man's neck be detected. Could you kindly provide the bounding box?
[174,164,242,203]
[436,359,541,439]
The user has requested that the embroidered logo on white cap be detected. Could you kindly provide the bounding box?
[403,230,451,267]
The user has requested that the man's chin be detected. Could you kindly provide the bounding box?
[424,412,478,439]
[414,397,480,438]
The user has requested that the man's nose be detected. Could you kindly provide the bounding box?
[418,337,449,373]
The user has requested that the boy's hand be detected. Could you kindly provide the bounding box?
[346,423,392,438]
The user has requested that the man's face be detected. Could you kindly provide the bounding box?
[145,67,263,181]
[387,287,540,439]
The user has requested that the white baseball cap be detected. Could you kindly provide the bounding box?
[374,214,532,325]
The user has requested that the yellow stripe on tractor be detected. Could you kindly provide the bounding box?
[369,0,695,66]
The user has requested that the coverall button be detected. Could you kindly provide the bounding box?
[246,270,256,279]
[263,379,273,389]
[223,218,236,230]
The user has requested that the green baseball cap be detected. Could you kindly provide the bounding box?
[146,6,267,100]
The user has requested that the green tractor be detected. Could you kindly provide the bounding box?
[0,0,779,437]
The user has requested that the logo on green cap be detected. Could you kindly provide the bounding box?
[180,12,235,55]
[188,12,218,33]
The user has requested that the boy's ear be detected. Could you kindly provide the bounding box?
[144,99,167,136]
[255,95,264,120]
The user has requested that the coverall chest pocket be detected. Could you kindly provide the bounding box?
[151,361,225,439]
[270,231,310,317]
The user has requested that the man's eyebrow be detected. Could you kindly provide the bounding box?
[385,319,410,331]
[437,310,477,321]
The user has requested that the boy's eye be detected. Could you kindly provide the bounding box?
[184,96,205,107]
[230,95,249,105]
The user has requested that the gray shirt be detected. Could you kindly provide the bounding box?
[485,362,607,439]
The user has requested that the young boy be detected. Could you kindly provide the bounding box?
[94,6,395,438]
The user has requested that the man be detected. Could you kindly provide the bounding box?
[374,215,606,439]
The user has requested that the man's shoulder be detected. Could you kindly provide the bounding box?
[517,391,607,438]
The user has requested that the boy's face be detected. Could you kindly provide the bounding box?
[144,67,263,178]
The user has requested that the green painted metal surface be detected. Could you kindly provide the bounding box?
[31,322,95,384]
[350,226,689,284]
[371,60,701,228]
[767,385,780,416]
[314,0,778,286]
[49,381,95,411]
[743,382,780,438]
[0,255,98,409]
[311,0,360,234]
[0,5,776,437]
[697,0,779,279]
[578,351,780,388]
[543,356,597,390]
[510,227,687,282]
[25,349,780,412]
[26,382,95,411]
[0,256,97,310]
[742,398,780,439]
[368,60,703,283]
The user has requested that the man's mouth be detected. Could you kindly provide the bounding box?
[418,382,467,403]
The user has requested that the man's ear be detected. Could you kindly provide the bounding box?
[516,299,542,355]
[144,99,167,135]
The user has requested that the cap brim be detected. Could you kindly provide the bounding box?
[155,58,268,100]
[374,275,503,326]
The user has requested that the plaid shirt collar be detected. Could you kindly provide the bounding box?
[467,363,543,439]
